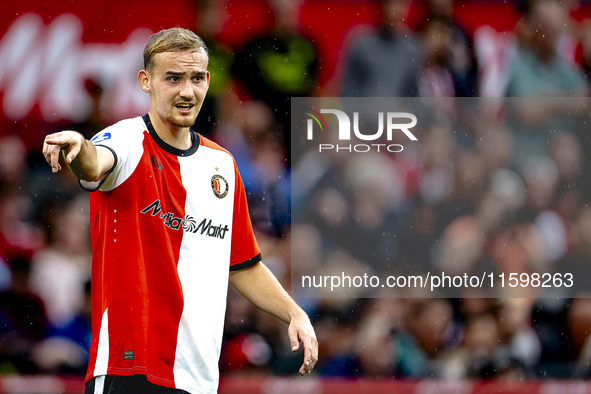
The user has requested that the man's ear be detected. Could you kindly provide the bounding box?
[138,70,150,93]
[205,71,211,93]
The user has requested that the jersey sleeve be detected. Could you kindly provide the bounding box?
[229,160,261,271]
[79,118,143,193]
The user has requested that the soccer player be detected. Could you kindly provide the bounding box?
[42,28,318,394]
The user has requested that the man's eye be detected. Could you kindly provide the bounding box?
[193,76,203,82]
[169,76,180,82]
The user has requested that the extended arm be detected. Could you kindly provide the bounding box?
[43,131,114,181]
[229,262,318,375]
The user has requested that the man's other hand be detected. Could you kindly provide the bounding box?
[289,315,318,376]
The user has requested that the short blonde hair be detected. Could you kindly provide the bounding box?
[143,27,208,72]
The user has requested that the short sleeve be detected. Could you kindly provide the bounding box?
[229,161,261,271]
[79,117,144,192]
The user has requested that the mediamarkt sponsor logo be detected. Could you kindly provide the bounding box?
[303,107,417,153]
[141,200,229,239]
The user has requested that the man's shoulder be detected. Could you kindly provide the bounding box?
[89,116,146,144]
[197,134,233,159]
[108,116,147,133]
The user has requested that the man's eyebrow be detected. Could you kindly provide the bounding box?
[164,71,207,76]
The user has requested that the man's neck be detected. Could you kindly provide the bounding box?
[148,109,192,150]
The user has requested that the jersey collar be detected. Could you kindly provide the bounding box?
[142,114,200,157]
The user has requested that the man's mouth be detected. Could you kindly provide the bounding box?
[175,103,194,113]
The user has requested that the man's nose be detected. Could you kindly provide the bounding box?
[179,80,195,100]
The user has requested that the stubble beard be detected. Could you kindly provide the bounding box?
[168,116,195,128]
[167,110,198,128]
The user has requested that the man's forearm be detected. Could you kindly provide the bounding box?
[229,262,306,324]
[44,130,113,182]
[230,261,318,375]
[62,137,102,181]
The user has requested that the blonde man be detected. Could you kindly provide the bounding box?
[43,28,317,394]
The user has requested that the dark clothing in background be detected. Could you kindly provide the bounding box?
[233,32,317,151]
[0,290,47,341]
[341,30,423,97]
[192,38,235,137]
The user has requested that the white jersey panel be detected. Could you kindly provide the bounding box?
[94,308,109,377]
[173,145,236,394]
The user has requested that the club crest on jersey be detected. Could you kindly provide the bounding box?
[211,175,229,199]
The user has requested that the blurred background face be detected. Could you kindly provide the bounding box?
[427,0,454,17]
[412,300,452,356]
[382,0,412,32]
[51,201,89,255]
[463,314,500,353]
[530,0,567,57]
[269,0,303,32]
[197,0,229,37]
[424,20,452,65]
[0,136,27,183]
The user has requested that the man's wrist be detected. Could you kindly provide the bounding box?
[288,307,309,325]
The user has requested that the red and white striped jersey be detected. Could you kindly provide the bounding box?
[81,114,261,394]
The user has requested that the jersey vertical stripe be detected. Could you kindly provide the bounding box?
[172,146,235,393]
[94,309,109,376]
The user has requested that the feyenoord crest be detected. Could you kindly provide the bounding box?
[211,174,229,199]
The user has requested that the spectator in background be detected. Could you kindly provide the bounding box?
[417,16,457,97]
[30,195,91,329]
[507,0,588,97]
[212,97,291,236]
[311,300,363,376]
[0,257,48,373]
[549,131,585,210]
[556,207,591,295]
[505,0,588,179]
[232,0,317,147]
[354,298,404,376]
[414,0,479,96]
[494,299,541,373]
[0,181,43,264]
[341,0,422,97]
[192,0,234,136]
[32,280,92,374]
[578,20,591,83]
[415,12,479,97]
[0,135,28,186]
[568,298,591,378]
[459,313,510,378]
[0,136,37,261]
[392,299,453,377]
[69,79,107,141]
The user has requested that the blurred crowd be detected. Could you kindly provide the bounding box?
[1,0,591,382]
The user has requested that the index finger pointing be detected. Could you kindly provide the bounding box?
[44,133,69,146]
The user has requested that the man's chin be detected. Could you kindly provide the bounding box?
[167,115,197,128]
